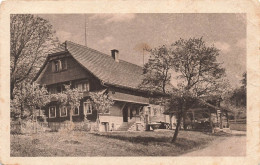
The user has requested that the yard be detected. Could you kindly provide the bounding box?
[11,130,230,156]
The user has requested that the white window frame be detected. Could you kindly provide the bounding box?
[76,81,90,92]
[73,106,80,116]
[60,106,67,117]
[49,106,56,118]
[54,60,61,72]
[84,101,92,114]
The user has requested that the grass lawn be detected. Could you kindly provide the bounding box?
[10,130,228,156]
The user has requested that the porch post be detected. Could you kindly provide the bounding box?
[169,114,173,130]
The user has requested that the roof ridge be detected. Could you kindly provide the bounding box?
[65,40,143,69]
[119,59,143,69]
[65,40,111,59]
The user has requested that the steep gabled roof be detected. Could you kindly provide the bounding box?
[35,41,145,91]
[65,41,145,90]
[35,41,173,94]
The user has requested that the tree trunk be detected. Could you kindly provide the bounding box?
[192,110,195,129]
[70,107,73,122]
[169,114,173,130]
[10,81,15,100]
[183,112,187,130]
[226,111,229,128]
[172,113,182,143]
[97,113,100,131]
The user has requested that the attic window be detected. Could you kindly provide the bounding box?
[52,58,67,72]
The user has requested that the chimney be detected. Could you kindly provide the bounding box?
[111,49,119,62]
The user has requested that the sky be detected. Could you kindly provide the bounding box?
[40,13,246,88]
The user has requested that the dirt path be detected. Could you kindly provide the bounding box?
[181,134,246,156]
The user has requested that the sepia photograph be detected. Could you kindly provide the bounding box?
[9,13,247,157]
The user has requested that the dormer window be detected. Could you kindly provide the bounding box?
[52,58,67,72]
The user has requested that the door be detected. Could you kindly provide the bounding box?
[123,104,128,122]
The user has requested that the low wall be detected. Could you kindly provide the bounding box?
[99,116,123,131]
[229,119,246,131]
[229,123,246,131]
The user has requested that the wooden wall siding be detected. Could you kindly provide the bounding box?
[108,89,149,105]
[46,97,99,123]
[99,101,124,117]
[38,55,93,85]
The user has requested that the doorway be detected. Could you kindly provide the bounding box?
[123,104,128,122]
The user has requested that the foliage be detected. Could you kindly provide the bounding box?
[140,45,173,94]
[89,91,114,114]
[11,83,50,120]
[171,37,227,97]
[10,14,59,99]
[141,37,228,142]
[222,72,246,119]
[51,85,83,122]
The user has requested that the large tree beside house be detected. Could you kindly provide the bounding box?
[142,37,228,142]
[11,83,50,120]
[10,14,59,99]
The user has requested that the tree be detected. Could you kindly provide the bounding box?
[171,37,227,132]
[89,91,114,130]
[222,72,246,120]
[11,83,50,120]
[141,37,227,143]
[140,45,173,94]
[51,85,83,123]
[11,14,59,99]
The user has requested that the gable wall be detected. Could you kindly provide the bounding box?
[37,54,94,85]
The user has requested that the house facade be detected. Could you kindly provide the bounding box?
[34,41,170,131]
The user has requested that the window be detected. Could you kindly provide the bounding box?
[48,84,65,94]
[60,106,67,117]
[83,101,92,114]
[61,58,67,70]
[57,84,65,93]
[73,106,80,116]
[49,86,57,94]
[54,60,60,72]
[76,81,89,92]
[52,58,67,72]
[49,106,56,118]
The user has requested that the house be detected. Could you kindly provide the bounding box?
[34,41,170,131]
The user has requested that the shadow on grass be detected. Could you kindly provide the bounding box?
[94,133,169,144]
[94,133,205,150]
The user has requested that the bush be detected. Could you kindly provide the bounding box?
[11,119,48,134]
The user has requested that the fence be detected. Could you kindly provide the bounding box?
[229,119,246,131]
[11,120,97,134]
[11,120,48,134]
[48,122,95,132]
